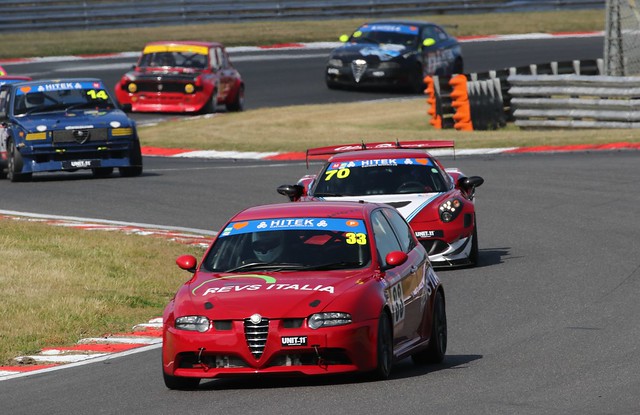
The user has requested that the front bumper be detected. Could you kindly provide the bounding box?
[18,142,137,173]
[413,213,476,268]
[124,91,209,113]
[162,318,377,379]
[326,65,413,88]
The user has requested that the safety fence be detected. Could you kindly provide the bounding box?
[423,58,623,130]
[0,0,604,32]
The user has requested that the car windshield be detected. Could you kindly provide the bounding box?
[202,218,371,272]
[139,51,207,69]
[313,158,448,196]
[351,24,419,47]
[13,82,115,116]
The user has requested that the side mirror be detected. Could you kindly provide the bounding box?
[458,176,484,200]
[422,38,436,47]
[384,251,408,268]
[459,176,484,190]
[176,255,198,273]
[339,34,349,42]
[277,184,304,201]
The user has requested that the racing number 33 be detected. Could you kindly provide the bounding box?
[390,283,405,324]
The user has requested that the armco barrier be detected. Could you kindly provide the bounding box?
[508,72,640,129]
[0,0,604,32]
[425,59,607,131]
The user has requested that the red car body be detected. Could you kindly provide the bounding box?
[277,141,485,268]
[114,41,244,113]
[162,201,446,389]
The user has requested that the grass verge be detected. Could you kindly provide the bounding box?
[0,218,205,366]
[138,99,640,152]
[0,10,604,59]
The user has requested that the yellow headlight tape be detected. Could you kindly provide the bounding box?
[112,128,133,137]
[26,132,47,141]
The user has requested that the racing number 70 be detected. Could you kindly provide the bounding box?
[324,168,350,181]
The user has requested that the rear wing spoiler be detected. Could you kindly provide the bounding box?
[305,140,455,167]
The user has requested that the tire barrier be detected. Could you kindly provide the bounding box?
[424,73,504,131]
[425,59,605,131]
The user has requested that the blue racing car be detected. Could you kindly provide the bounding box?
[325,20,463,92]
[0,78,142,181]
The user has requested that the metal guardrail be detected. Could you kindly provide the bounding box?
[0,0,604,32]
[508,69,640,129]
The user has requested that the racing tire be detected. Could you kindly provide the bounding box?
[410,65,426,94]
[371,312,393,380]
[7,140,31,182]
[202,89,218,114]
[412,290,447,365]
[163,370,200,390]
[119,141,143,177]
[453,58,464,75]
[92,167,114,178]
[326,80,340,90]
[226,84,245,112]
[468,222,479,267]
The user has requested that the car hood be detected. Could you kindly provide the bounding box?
[319,193,444,222]
[177,269,371,319]
[330,43,411,62]
[14,109,132,131]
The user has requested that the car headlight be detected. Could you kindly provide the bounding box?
[175,316,210,332]
[327,59,344,68]
[127,83,137,93]
[308,312,352,329]
[439,198,463,223]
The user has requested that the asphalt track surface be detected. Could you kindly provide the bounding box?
[3,36,640,414]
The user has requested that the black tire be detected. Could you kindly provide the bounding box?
[92,167,114,178]
[453,58,464,75]
[226,84,244,112]
[202,89,218,114]
[410,65,426,94]
[163,370,200,390]
[468,222,479,267]
[7,139,31,182]
[119,140,143,177]
[412,290,447,365]
[371,312,393,380]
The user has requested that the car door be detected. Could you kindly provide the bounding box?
[370,208,425,351]
[214,46,235,101]
[0,87,10,161]
[421,24,457,76]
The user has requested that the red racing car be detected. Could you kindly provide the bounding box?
[162,201,446,389]
[115,41,244,113]
[277,141,484,268]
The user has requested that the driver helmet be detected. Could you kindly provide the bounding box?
[251,231,284,263]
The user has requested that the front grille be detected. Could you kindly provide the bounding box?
[266,349,351,367]
[52,128,108,144]
[134,82,193,93]
[351,60,367,83]
[244,317,269,360]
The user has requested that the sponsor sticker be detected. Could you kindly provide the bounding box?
[219,218,366,237]
[281,336,308,347]
[414,230,443,238]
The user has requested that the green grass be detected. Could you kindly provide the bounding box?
[0,218,205,366]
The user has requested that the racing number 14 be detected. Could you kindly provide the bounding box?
[86,90,108,100]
